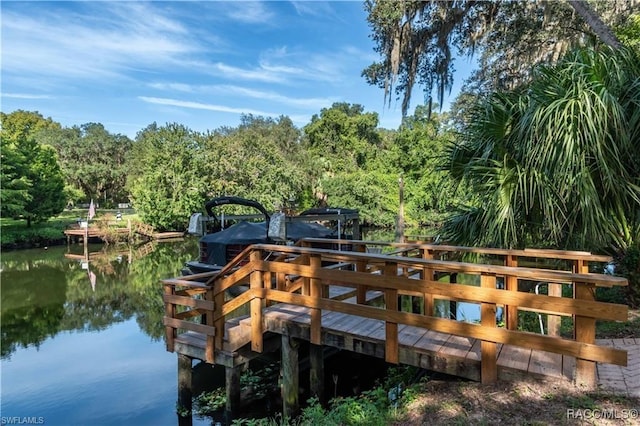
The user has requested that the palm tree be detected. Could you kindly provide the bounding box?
[442,46,640,251]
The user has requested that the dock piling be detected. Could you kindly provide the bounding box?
[177,354,193,419]
[309,343,325,402]
[281,333,300,419]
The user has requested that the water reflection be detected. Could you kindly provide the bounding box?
[1,238,209,426]
[1,239,197,359]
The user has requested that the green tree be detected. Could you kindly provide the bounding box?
[363,0,635,116]
[392,106,462,226]
[302,103,381,209]
[616,13,640,53]
[202,114,306,211]
[442,46,640,251]
[1,139,32,217]
[126,123,208,231]
[41,123,133,207]
[0,111,65,226]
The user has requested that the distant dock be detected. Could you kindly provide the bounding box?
[64,221,184,244]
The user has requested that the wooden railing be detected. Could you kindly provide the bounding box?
[162,241,628,386]
[299,238,615,336]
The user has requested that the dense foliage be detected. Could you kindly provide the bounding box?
[0,110,66,226]
[1,102,460,232]
[41,123,133,207]
[442,46,640,251]
[363,0,635,116]
[127,123,208,231]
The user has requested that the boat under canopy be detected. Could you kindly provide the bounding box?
[183,196,360,275]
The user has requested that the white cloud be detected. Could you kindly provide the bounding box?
[212,85,336,109]
[147,83,197,93]
[225,1,275,24]
[290,1,338,19]
[145,82,336,110]
[139,96,278,117]
[210,62,287,83]
[1,3,207,82]
[1,93,54,100]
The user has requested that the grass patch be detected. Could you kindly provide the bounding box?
[596,309,640,339]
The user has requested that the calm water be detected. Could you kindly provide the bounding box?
[1,238,214,426]
[1,231,486,426]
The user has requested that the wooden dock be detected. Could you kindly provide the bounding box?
[162,239,629,418]
[173,299,576,384]
[64,223,184,243]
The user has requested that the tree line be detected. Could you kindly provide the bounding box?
[0,104,461,232]
[2,1,638,261]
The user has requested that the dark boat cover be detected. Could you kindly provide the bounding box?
[199,220,335,266]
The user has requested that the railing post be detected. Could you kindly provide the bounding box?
[250,249,264,353]
[205,287,215,363]
[164,283,176,352]
[301,254,311,296]
[449,273,458,320]
[574,260,596,388]
[277,272,286,292]
[504,254,518,330]
[547,282,562,336]
[214,289,225,350]
[264,270,274,307]
[421,248,434,316]
[384,261,399,364]
[481,273,498,384]
[310,254,322,345]
[355,244,367,304]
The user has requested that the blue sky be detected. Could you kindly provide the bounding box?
[1,1,474,139]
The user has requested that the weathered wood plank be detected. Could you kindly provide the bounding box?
[414,330,451,353]
[359,319,385,340]
[563,355,576,379]
[398,325,428,347]
[440,334,475,359]
[163,317,216,337]
[498,344,532,372]
[163,294,214,311]
[528,349,564,378]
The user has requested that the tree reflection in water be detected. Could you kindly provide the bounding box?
[0,238,198,359]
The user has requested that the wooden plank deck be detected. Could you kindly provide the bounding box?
[64,227,130,237]
[173,295,577,382]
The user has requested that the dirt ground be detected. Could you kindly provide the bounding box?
[393,376,639,425]
[391,309,640,426]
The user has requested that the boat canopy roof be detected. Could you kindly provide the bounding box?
[199,220,335,266]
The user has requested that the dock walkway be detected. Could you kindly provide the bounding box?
[162,239,631,416]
